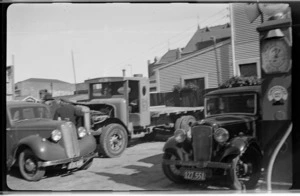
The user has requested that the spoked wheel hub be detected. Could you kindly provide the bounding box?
[109,131,123,151]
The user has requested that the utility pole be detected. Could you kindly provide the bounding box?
[71,50,77,94]
[211,36,221,85]
[126,64,132,76]
[11,55,15,100]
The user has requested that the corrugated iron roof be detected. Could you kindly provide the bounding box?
[182,23,231,55]
[21,78,72,84]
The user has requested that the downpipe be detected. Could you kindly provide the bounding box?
[267,123,293,191]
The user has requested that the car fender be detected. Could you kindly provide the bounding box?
[220,136,262,161]
[163,136,186,160]
[17,135,67,161]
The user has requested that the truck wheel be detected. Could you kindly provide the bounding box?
[99,123,128,158]
[162,152,187,184]
[228,146,262,190]
[175,115,196,131]
[18,149,45,181]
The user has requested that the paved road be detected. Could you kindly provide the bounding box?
[6,137,291,192]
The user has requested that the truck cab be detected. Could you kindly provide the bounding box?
[85,76,150,129]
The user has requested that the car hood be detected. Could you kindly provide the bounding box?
[12,118,64,129]
[200,114,258,127]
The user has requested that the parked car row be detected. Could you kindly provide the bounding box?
[6,85,264,190]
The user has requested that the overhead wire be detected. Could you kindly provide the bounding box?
[110,7,230,72]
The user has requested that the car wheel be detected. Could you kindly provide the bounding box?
[228,146,262,190]
[18,149,45,181]
[175,115,196,131]
[99,123,128,158]
[162,152,187,184]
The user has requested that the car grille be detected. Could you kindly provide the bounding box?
[61,122,80,158]
[192,125,213,162]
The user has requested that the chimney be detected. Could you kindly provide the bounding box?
[147,60,151,65]
[176,48,182,59]
[122,69,126,77]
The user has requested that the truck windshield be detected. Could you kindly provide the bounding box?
[205,93,256,117]
[91,81,126,98]
[10,106,51,122]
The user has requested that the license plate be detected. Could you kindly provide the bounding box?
[183,170,206,181]
[68,159,84,169]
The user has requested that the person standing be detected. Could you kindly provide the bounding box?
[53,98,83,127]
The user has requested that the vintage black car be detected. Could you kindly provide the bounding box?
[162,85,263,190]
[6,101,97,181]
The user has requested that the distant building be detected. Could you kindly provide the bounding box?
[14,78,75,101]
[148,23,232,93]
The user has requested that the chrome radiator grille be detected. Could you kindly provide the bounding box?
[192,125,213,162]
[61,122,80,158]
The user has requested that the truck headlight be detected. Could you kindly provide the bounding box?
[214,128,229,143]
[78,127,87,138]
[51,129,62,142]
[174,129,187,143]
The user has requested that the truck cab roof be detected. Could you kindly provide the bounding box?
[85,76,145,84]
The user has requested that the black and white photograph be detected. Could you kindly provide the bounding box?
[3,0,300,193]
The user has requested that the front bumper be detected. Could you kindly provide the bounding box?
[39,152,98,167]
[162,159,232,169]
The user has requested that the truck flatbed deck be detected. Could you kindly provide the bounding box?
[150,106,204,118]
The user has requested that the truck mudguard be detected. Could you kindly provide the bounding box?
[17,135,67,161]
[220,136,262,161]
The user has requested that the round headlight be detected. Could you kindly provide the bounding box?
[78,127,87,138]
[51,129,62,142]
[214,128,229,143]
[174,129,187,143]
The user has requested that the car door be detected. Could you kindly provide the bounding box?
[6,109,18,168]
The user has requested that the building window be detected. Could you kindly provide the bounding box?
[184,78,205,90]
[150,87,157,92]
[239,63,257,77]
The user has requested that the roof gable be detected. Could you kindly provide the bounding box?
[182,23,231,55]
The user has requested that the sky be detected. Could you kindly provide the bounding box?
[7,3,229,84]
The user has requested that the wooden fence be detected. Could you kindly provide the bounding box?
[150,88,218,107]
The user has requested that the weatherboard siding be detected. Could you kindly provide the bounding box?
[158,42,232,92]
[232,3,261,62]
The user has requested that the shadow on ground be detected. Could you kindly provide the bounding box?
[91,153,220,191]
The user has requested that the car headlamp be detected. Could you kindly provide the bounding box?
[78,127,87,138]
[51,129,62,142]
[174,129,187,143]
[214,128,229,143]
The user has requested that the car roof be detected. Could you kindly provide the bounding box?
[205,85,261,97]
[7,101,46,108]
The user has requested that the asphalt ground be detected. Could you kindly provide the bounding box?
[5,133,293,193]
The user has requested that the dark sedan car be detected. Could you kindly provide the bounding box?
[6,101,97,181]
[162,86,263,190]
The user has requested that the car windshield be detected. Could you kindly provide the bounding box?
[205,93,256,117]
[10,106,51,122]
[91,81,126,98]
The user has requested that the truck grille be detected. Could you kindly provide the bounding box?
[61,122,80,158]
[192,125,213,162]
